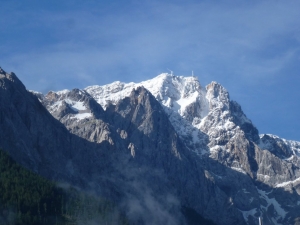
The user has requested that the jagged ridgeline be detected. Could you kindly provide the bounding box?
[0,149,129,225]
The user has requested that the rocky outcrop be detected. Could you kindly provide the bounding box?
[259,134,294,159]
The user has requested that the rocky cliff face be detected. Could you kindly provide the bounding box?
[1,67,300,225]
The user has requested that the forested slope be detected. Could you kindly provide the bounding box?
[0,149,129,225]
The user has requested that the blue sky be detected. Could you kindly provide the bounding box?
[1,0,300,141]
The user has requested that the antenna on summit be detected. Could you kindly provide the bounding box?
[167,68,173,76]
[192,71,194,77]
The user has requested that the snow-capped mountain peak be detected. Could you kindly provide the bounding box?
[85,73,209,119]
[84,73,211,154]
[37,73,260,158]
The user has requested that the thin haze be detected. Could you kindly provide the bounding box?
[1,0,300,141]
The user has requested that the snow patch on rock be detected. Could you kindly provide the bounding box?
[257,188,287,222]
[240,208,257,224]
[276,177,300,188]
[71,112,92,120]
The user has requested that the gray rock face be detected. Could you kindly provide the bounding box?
[1,68,300,225]
[198,81,300,224]
[0,68,114,184]
[259,134,294,159]
[40,89,113,144]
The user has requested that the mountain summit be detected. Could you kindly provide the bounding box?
[1,69,300,225]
